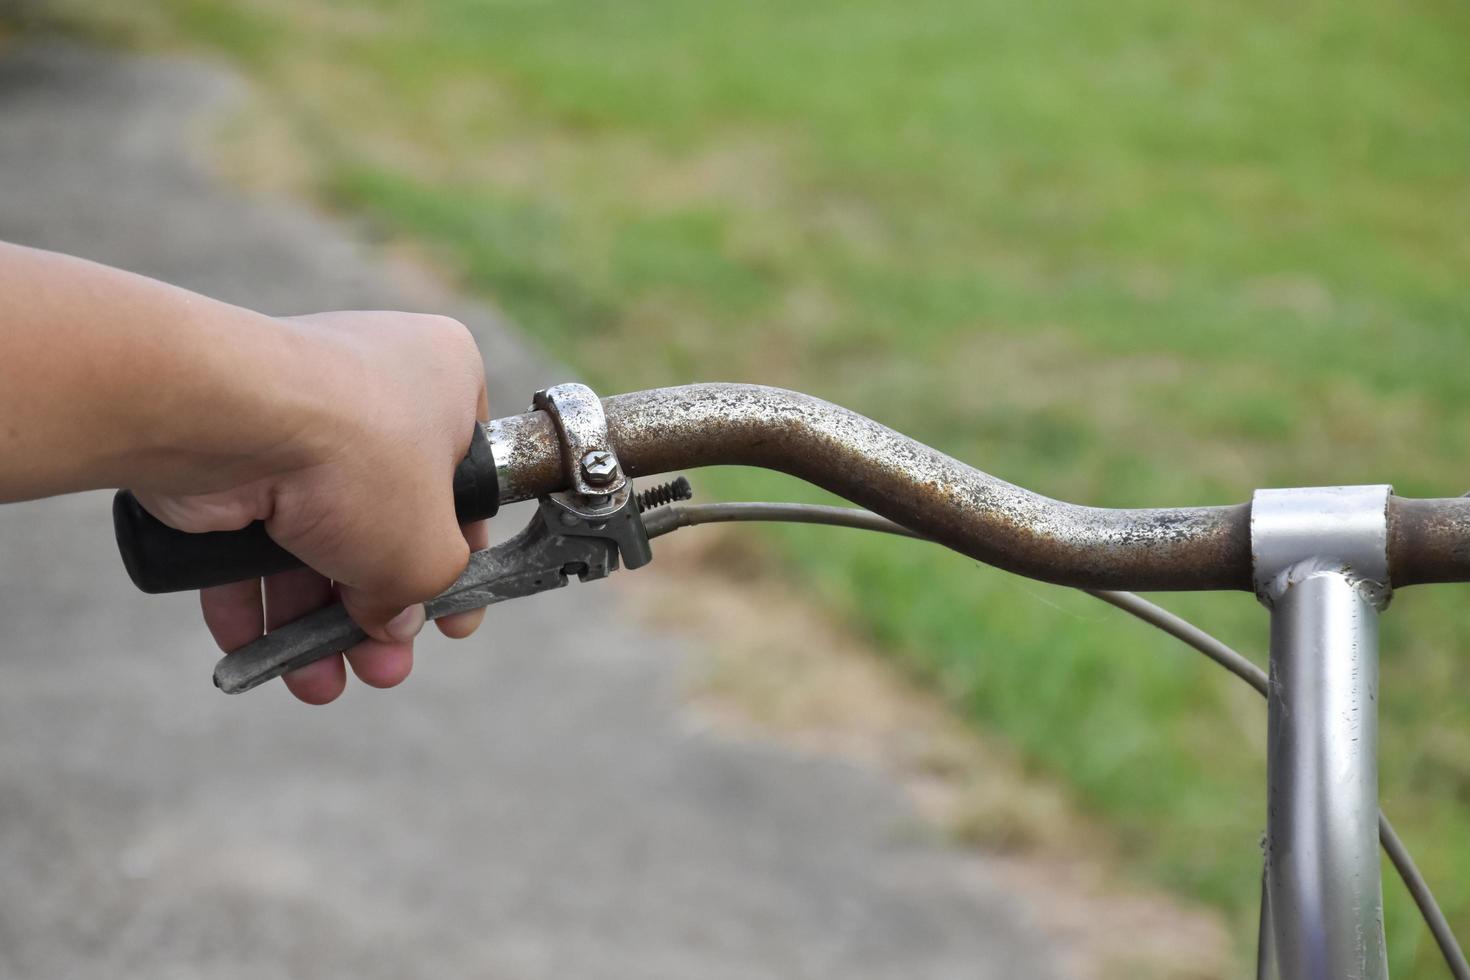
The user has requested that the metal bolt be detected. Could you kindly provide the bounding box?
[580,449,620,487]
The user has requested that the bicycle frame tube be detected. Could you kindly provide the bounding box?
[1254,486,1391,980]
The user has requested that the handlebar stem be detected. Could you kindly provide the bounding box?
[1253,486,1391,979]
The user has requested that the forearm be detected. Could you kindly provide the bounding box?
[0,242,327,502]
[0,242,489,702]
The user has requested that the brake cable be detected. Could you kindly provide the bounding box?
[647,499,1470,980]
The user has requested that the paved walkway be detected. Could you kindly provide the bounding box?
[0,40,1062,979]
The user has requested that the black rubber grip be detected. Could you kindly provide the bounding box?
[114,422,501,594]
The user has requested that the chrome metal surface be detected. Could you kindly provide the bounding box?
[532,383,627,498]
[1264,571,1387,980]
[580,449,620,487]
[1252,485,1392,606]
[1253,486,1390,980]
[483,415,543,504]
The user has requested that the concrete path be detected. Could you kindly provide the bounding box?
[0,40,1063,979]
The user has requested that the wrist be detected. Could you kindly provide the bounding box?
[0,243,355,503]
[121,309,349,496]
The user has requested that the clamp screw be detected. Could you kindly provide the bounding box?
[580,450,620,487]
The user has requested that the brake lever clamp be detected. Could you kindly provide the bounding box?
[533,382,629,499]
[528,380,651,572]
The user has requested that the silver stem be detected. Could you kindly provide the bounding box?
[1265,564,1388,979]
[1253,485,1392,980]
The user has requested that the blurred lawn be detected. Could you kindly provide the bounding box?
[47,0,1470,972]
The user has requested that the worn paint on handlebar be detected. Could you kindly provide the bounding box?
[483,383,1470,591]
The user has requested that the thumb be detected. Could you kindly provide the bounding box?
[338,590,428,645]
[333,509,469,642]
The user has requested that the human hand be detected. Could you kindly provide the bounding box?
[132,311,490,703]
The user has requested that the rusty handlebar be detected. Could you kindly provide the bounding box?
[486,383,1470,592]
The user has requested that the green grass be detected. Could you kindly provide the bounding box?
[37,0,1470,972]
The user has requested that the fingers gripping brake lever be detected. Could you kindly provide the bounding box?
[215,490,653,694]
[214,383,657,695]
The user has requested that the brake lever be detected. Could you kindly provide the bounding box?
[214,486,655,695]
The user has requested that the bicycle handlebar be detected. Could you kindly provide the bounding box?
[491,384,1254,591]
[491,383,1470,591]
[115,382,1470,593]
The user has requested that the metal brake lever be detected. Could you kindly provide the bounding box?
[213,486,654,695]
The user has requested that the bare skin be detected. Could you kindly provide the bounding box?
[0,241,490,704]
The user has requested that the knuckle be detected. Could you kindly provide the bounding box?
[412,315,482,402]
[426,537,471,594]
[422,313,474,348]
[392,534,469,604]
